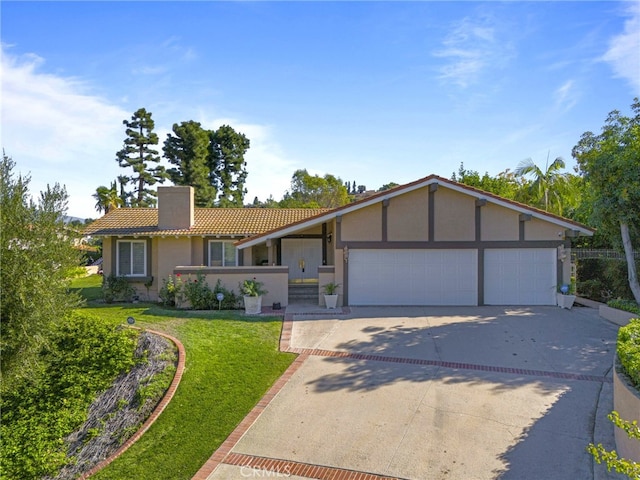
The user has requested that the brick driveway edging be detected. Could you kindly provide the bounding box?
[193,309,407,480]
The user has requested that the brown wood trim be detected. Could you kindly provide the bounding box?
[428,188,435,242]
[318,265,335,273]
[475,202,484,242]
[477,247,485,306]
[282,234,323,239]
[382,198,389,242]
[519,214,531,241]
[174,266,288,275]
[337,240,565,249]
[322,223,327,265]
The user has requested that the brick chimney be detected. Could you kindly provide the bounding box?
[158,186,194,230]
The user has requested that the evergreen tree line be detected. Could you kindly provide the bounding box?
[95,108,250,211]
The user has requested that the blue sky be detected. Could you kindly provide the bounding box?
[2,1,639,219]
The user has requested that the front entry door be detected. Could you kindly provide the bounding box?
[281,238,322,283]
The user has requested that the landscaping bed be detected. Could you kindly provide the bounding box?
[3,275,295,480]
[82,304,295,480]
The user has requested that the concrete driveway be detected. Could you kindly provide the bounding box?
[200,306,621,480]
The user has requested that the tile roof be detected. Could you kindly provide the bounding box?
[83,208,331,237]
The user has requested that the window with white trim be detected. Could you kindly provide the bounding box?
[208,240,238,266]
[117,240,147,276]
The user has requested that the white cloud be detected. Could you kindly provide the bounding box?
[553,79,578,113]
[1,46,130,218]
[433,14,514,88]
[602,3,640,94]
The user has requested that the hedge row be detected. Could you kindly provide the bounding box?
[618,318,640,389]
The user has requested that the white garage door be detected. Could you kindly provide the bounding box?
[484,248,557,305]
[349,249,478,306]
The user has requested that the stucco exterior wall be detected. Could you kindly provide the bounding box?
[387,187,429,241]
[341,203,382,241]
[526,217,564,241]
[103,237,113,276]
[157,238,193,287]
[149,237,159,299]
[481,203,519,241]
[191,237,204,266]
[434,187,475,241]
[334,246,345,293]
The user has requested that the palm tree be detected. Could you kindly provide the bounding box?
[93,182,123,214]
[514,153,568,213]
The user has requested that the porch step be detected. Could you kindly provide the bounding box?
[288,283,319,305]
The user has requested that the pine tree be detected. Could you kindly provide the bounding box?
[115,108,168,207]
[164,121,217,207]
[210,125,250,207]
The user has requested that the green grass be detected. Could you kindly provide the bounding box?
[80,303,295,480]
[69,274,103,301]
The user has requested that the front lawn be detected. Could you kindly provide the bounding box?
[69,274,103,301]
[81,303,294,480]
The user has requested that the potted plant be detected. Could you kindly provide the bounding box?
[240,278,268,315]
[322,282,340,309]
[557,283,576,309]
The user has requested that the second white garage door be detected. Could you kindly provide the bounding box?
[484,248,557,305]
[349,249,478,306]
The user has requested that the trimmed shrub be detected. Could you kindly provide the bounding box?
[609,299,640,316]
[0,312,137,479]
[617,318,640,389]
[158,274,185,307]
[183,272,215,310]
[102,274,135,303]
[212,279,241,310]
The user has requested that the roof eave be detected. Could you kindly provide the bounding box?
[236,174,594,248]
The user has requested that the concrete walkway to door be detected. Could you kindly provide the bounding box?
[199,305,623,480]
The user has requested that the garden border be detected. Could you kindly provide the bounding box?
[613,356,640,463]
[80,328,186,479]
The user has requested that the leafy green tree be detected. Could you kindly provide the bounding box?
[210,125,250,207]
[92,181,123,214]
[249,195,279,208]
[452,163,529,201]
[163,120,217,207]
[572,98,640,304]
[280,169,351,208]
[0,154,82,384]
[115,108,168,207]
[377,182,399,192]
[514,154,569,213]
